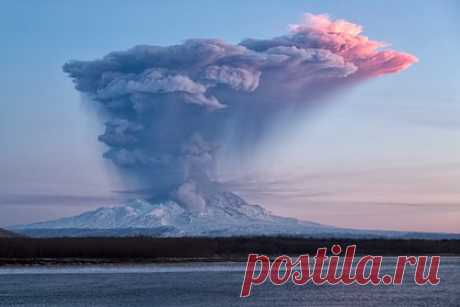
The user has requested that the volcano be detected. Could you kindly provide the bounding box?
[12,191,338,237]
[12,191,460,240]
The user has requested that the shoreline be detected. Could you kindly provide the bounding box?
[2,254,460,267]
[0,257,247,266]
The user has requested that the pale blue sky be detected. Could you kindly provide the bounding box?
[0,1,459,232]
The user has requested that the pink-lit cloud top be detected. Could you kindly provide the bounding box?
[63,13,418,210]
[288,14,418,78]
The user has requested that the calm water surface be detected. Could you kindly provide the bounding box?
[0,257,459,306]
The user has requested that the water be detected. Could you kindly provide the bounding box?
[0,257,459,306]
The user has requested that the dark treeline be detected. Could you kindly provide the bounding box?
[0,237,459,262]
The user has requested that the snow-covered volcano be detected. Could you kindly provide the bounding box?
[12,191,335,237]
[12,191,460,239]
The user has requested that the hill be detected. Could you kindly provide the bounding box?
[0,228,20,238]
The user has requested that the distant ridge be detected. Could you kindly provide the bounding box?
[0,228,21,238]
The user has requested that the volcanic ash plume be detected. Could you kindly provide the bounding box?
[63,13,417,212]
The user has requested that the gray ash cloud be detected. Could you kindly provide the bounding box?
[63,14,416,212]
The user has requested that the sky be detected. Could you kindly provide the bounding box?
[0,0,459,232]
